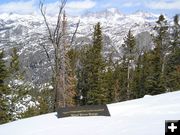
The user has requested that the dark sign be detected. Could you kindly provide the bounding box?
[57,105,110,118]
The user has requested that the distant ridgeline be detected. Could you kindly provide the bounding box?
[57,105,111,118]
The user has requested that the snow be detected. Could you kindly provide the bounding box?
[0,9,160,61]
[106,8,121,15]
[1,91,180,135]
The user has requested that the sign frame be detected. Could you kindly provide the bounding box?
[57,105,111,118]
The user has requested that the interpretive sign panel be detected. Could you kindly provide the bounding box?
[57,105,110,118]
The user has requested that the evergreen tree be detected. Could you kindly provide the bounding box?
[122,30,136,99]
[165,15,180,91]
[104,68,114,103]
[0,50,10,124]
[87,22,107,104]
[143,50,165,95]
[165,47,180,91]
[37,88,54,115]
[113,61,128,102]
[143,15,169,95]
[21,106,39,119]
[132,53,145,98]
[103,54,115,103]
[8,48,28,121]
[76,46,90,105]
[171,14,180,53]
[78,22,107,105]
[154,14,170,77]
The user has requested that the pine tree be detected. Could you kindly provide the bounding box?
[154,14,169,78]
[143,50,165,95]
[165,47,180,91]
[8,48,28,121]
[78,22,107,105]
[87,22,107,104]
[38,89,52,115]
[0,50,10,124]
[122,30,136,99]
[165,15,180,91]
[21,106,39,119]
[171,15,180,53]
[76,46,90,105]
[143,15,169,95]
[103,54,115,103]
[112,61,128,102]
[132,53,145,98]
[104,68,114,103]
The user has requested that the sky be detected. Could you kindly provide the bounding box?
[0,0,179,17]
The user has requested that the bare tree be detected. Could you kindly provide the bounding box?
[40,0,79,110]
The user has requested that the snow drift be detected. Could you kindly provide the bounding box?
[1,91,180,135]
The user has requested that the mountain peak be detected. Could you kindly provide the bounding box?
[82,7,123,18]
[133,10,157,17]
[106,8,120,14]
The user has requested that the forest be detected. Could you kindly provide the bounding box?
[0,9,180,124]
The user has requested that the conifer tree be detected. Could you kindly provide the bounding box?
[37,88,53,115]
[0,50,10,124]
[154,15,169,77]
[171,15,180,53]
[8,48,28,121]
[147,14,170,94]
[165,47,180,91]
[103,54,116,103]
[142,15,169,95]
[165,15,180,91]
[143,50,164,95]
[113,61,128,102]
[122,30,136,99]
[87,22,107,104]
[76,46,90,105]
[137,52,150,97]
[79,22,107,105]
[132,53,145,98]
[104,68,114,103]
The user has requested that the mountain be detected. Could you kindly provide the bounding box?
[1,91,180,135]
[83,8,124,18]
[0,9,160,85]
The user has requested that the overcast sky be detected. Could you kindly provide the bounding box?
[0,0,179,17]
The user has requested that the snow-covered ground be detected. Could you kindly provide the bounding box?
[1,91,180,135]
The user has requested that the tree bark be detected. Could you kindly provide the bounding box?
[40,0,79,110]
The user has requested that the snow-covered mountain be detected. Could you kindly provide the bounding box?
[1,91,180,135]
[0,8,160,85]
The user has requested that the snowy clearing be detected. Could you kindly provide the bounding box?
[1,91,180,135]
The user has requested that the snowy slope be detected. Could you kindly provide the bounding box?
[0,9,160,85]
[1,91,180,135]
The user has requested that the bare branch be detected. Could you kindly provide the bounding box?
[56,10,67,47]
[39,1,54,46]
[39,0,79,109]
[42,45,55,73]
[38,40,55,73]
[53,0,67,41]
[70,20,80,46]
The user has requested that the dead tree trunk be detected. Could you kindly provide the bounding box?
[40,0,79,110]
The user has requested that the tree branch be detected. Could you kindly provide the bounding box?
[39,1,54,47]
[70,20,80,46]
